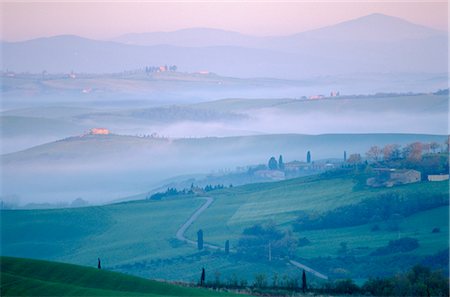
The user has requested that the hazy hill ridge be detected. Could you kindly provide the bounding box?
[2,14,447,78]
[114,14,445,46]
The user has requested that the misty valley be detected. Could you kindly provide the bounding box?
[1,10,449,297]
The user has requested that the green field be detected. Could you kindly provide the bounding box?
[298,206,449,258]
[0,256,239,296]
[1,198,204,266]
[1,174,448,281]
[186,176,448,246]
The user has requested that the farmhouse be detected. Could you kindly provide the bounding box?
[428,174,449,182]
[89,128,110,135]
[254,170,285,180]
[284,161,306,171]
[389,169,421,184]
[367,168,421,187]
[309,95,325,100]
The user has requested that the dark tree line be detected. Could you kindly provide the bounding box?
[148,184,230,200]
[195,265,448,296]
[148,187,186,200]
[204,184,225,192]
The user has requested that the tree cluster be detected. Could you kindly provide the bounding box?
[148,187,186,200]
[237,223,297,261]
[361,265,449,297]
[204,184,225,192]
[365,141,447,164]
[370,237,419,256]
[148,183,231,200]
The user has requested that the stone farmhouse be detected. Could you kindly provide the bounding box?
[367,168,421,188]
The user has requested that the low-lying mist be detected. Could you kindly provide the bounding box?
[1,92,447,206]
[1,132,446,206]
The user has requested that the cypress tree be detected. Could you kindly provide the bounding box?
[278,155,285,170]
[302,269,307,293]
[200,267,206,286]
[307,151,311,163]
[268,157,278,170]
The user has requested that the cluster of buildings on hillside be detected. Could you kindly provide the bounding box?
[308,91,340,100]
[366,168,448,188]
[247,156,448,187]
[251,160,340,181]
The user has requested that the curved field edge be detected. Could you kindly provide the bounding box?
[0,256,240,297]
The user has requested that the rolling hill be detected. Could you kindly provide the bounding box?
[1,92,447,154]
[1,172,448,281]
[113,14,448,60]
[1,133,446,204]
[0,256,239,296]
[2,133,446,165]
[113,14,445,47]
[2,14,447,79]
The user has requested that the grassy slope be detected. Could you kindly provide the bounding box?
[191,94,448,114]
[0,256,238,296]
[3,94,445,142]
[3,133,446,164]
[1,175,448,281]
[191,98,297,112]
[2,72,283,99]
[298,206,449,258]
[1,198,203,265]
[186,176,448,247]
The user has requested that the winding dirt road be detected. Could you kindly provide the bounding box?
[175,197,220,250]
[175,196,328,279]
[289,260,328,280]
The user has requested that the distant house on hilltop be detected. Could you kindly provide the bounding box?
[390,169,421,185]
[254,170,285,181]
[284,161,306,171]
[89,128,110,135]
[367,168,421,187]
[427,174,449,182]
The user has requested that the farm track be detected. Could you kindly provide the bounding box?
[175,197,220,250]
[175,196,329,279]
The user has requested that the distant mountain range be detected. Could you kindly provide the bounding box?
[1,13,447,79]
[113,13,445,47]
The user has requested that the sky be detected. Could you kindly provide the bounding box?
[1,1,448,42]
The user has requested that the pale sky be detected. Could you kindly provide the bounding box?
[1,1,448,42]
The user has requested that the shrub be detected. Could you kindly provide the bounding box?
[371,237,419,256]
